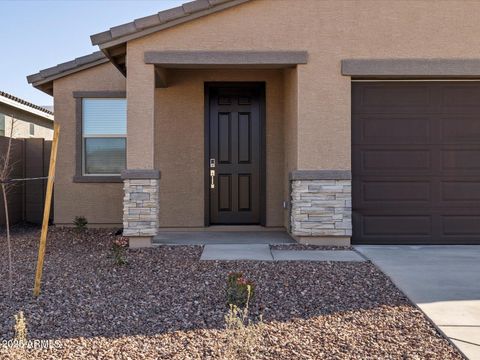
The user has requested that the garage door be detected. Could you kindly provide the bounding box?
[352,82,480,244]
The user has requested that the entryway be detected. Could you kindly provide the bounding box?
[205,83,266,226]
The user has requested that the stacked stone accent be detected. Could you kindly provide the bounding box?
[291,179,352,238]
[122,170,160,238]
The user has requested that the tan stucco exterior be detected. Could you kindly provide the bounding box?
[126,0,480,172]
[47,0,480,230]
[53,63,126,225]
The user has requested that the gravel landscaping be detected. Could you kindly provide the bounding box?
[270,244,353,251]
[0,226,462,359]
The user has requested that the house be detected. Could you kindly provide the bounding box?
[0,91,54,140]
[0,91,54,226]
[26,0,480,247]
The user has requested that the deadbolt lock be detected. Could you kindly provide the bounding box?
[210,158,215,168]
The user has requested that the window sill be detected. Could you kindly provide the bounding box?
[73,175,122,183]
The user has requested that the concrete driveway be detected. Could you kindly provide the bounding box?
[355,245,480,360]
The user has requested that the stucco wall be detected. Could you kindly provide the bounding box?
[154,69,285,227]
[283,68,298,228]
[52,63,126,225]
[51,0,480,227]
[128,0,480,171]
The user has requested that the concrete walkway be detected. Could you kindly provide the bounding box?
[356,245,480,360]
[200,244,365,262]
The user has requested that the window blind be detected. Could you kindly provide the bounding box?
[82,99,126,136]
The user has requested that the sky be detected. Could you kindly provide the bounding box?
[0,0,185,107]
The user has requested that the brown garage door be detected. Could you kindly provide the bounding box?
[352,82,480,244]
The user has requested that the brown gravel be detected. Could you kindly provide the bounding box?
[0,226,462,359]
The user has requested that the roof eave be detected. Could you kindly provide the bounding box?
[91,0,250,50]
[27,56,110,95]
[0,94,54,121]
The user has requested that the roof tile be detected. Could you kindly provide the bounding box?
[55,59,78,72]
[26,73,44,83]
[74,51,105,66]
[158,6,186,23]
[208,0,233,4]
[90,31,112,45]
[39,66,62,78]
[134,14,161,30]
[27,51,108,86]
[182,0,211,13]
[90,0,246,46]
[110,22,138,39]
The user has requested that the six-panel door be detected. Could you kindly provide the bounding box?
[208,85,263,224]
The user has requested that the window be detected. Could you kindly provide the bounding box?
[82,98,126,175]
[29,123,35,136]
[0,114,5,137]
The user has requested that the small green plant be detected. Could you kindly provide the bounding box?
[226,272,255,307]
[73,216,88,231]
[14,311,27,343]
[112,237,128,265]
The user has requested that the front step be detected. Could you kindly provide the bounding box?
[152,231,295,245]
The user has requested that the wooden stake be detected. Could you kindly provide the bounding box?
[33,123,60,297]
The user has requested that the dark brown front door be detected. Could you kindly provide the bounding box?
[352,81,480,244]
[206,83,265,225]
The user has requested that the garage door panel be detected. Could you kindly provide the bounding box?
[352,82,480,244]
[353,84,432,113]
[442,149,480,172]
[441,181,480,202]
[361,215,432,236]
[442,215,480,236]
[441,85,480,112]
[441,116,480,143]
[353,114,431,145]
[356,180,431,205]
[357,148,432,174]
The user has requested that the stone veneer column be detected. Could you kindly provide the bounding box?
[121,170,160,248]
[290,170,352,246]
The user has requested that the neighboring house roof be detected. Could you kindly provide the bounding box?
[27,0,250,94]
[0,91,54,121]
[26,51,110,95]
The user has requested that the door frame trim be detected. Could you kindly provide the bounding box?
[203,82,266,227]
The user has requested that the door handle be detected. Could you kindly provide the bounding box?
[210,170,215,189]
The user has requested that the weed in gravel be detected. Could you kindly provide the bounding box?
[226,272,255,307]
[111,237,128,265]
[73,216,88,231]
[14,310,27,342]
[224,283,264,359]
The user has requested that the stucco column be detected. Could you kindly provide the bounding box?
[288,66,352,246]
[123,50,158,248]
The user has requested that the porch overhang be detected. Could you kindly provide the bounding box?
[144,50,308,87]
